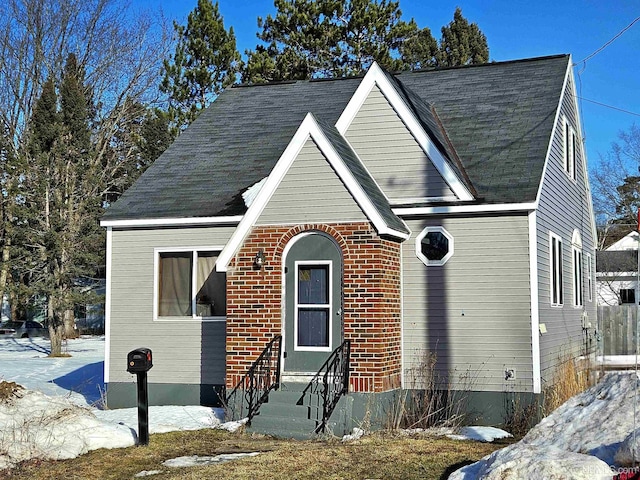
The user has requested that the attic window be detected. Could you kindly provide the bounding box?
[563,117,577,181]
[416,227,453,266]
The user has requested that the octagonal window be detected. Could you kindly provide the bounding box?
[416,227,454,266]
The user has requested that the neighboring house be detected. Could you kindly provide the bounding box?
[597,231,639,306]
[101,54,597,429]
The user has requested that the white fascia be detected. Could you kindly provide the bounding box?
[528,211,541,394]
[104,227,112,383]
[335,61,474,202]
[216,113,409,272]
[100,216,243,228]
[393,202,537,216]
[533,56,570,210]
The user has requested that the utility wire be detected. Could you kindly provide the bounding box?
[575,16,640,66]
[571,94,640,118]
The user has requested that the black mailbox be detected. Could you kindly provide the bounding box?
[127,348,153,373]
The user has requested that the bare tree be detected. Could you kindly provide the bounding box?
[0,0,171,354]
[590,124,640,249]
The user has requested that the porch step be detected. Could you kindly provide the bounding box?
[247,387,353,440]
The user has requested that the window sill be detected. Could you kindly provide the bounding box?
[154,316,227,323]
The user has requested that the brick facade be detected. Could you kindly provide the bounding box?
[226,222,402,393]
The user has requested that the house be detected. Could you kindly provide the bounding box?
[100,54,597,431]
[597,231,639,306]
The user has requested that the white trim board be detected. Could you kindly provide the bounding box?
[104,227,112,384]
[335,62,474,203]
[100,216,243,228]
[393,202,537,216]
[528,211,541,394]
[216,113,409,272]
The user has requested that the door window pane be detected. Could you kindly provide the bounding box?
[298,308,329,347]
[298,266,328,304]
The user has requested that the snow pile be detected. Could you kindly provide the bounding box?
[447,426,512,443]
[342,427,365,442]
[450,372,640,479]
[0,388,134,469]
[614,429,640,466]
[452,444,612,480]
[162,452,260,468]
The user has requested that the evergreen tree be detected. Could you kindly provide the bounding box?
[400,27,439,70]
[242,1,489,83]
[437,7,489,67]
[138,108,175,168]
[24,54,102,355]
[161,0,240,131]
[244,0,418,82]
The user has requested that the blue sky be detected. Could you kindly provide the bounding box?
[154,0,639,168]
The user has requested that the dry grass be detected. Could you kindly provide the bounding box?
[0,429,509,480]
[0,382,23,403]
[387,351,478,430]
[543,353,593,416]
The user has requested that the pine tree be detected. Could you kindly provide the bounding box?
[400,27,439,70]
[244,0,418,82]
[242,1,489,83]
[24,54,102,355]
[161,0,240,131]
[437,7,489,67]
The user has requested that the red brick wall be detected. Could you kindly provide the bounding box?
[226,222,402,393]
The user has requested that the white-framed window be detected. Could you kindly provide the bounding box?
[154,247,226,320]
[294,260,332,352]
[563,116,577,181]
[416,226,454,266]
[620,288,636,304]
[550,232,563,306]
[586,252,593,302]
[572,230,583,307]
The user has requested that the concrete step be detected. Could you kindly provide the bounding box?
[247,390,354,439]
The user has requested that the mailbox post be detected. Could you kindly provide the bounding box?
[127,348,153,446]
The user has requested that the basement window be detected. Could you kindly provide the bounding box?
[416,227,454,266]
[155,249,226,320]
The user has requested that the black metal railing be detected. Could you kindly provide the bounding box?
[299,339,351,434]
[225,335,282,425]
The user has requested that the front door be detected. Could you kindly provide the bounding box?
[284,233,343,374]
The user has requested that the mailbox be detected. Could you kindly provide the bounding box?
[127,348,153,373]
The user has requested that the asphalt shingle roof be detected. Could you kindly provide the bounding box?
[103,54,569,221]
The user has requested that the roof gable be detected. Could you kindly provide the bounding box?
[216,113,409,272]
[344,84,459,204]
[336,62,475,202]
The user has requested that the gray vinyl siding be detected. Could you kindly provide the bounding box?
[344,85,456,203]
[402,214,533,393]
[108,225,235,386]
[257,138,368,225]
[536,73,597,384]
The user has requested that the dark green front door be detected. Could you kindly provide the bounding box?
[284,233,343,374]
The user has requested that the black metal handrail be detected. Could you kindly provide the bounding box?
[225,335,282,425]
[299,339,351,434]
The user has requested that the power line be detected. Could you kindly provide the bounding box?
[576,16,640,65]
[572,94,640,118]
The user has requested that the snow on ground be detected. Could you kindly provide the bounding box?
[3,336,640,479]
[450,372,640,479]
[0,336,241,470]
[446,426,512,443]
[0,336,105,406]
